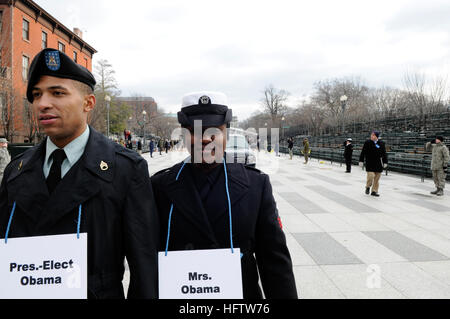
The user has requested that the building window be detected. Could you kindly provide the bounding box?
[73,51,78,63]
[22,55,30,81]
[84,58,88,68]
[23,19,30,41]
[42,31,48,49]
[0,11,3,33]
[58,42,65,53]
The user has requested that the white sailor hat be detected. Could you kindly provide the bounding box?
[178,91,233,128]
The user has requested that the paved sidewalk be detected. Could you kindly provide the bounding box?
[124,150,450,299]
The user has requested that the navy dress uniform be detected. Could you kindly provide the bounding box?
[151,92,298,299]
[0,49,159,299]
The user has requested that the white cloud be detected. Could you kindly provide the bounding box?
[35,0,450,119]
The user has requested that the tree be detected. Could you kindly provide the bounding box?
[369,86,409,119]
[260,85,290,126]
[402,70,449,116]
[22,99,42,143]
[91,59,120,134]
[298,103,327,136]
[149,110,179,140]
[0,83,16,142]
[109,101,132,135]
[0,10,17,142]
[240,111,272,131]
[311,77,371,123]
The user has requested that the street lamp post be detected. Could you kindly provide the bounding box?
[142,110,147,146]
[105,95,111,139]
[340,95,348,134]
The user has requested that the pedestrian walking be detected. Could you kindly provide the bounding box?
[164,140,170,154]
[0,49,159,299]
[151,91,297,299]
[159,139,163,155]
[126,140,133,150]
[137,140,143,155]
[359,131,388,197]
[149,140,155,158]
[302,138,311,164]
[288,137,294,160]
[425,136,449,196]
[344,138,353,173]
[0,138,11,184]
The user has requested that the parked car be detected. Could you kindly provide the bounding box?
[226,134,257,167]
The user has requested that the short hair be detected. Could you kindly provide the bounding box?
[74,81,94,96]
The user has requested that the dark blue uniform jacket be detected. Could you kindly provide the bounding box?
[151,162,298,299]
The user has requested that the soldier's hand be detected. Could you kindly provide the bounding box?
[359,162,364,168]
[383,163,388,169]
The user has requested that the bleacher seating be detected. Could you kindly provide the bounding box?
[280,111,450,180]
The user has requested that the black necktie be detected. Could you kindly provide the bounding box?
[46,149,67,194]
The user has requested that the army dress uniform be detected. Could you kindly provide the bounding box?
[0,49,159,299]
[151,92,298,299]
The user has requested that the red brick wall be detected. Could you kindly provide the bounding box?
[0,2,94,142]
[0,5,12,69]
[12,5,93,92]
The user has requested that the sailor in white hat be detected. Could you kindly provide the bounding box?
[151,91,298,299]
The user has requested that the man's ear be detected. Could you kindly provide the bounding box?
[83,94,96,113]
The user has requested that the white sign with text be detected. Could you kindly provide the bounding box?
[159,248,243,299]
[0,233,87,299]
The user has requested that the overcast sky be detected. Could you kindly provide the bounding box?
[35,0,450,120]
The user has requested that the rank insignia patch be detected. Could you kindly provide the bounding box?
[45,51,61,71]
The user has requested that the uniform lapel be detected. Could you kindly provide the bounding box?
[6,141,48,224]
[206,163,250,225]
[37,128,113,232]
[165,163,219,245]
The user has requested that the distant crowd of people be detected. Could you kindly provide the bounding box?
[116,137,180,158]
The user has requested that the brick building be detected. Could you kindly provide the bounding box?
[0,0,96,142]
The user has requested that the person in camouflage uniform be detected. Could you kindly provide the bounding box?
[302,138,311,164]
[425,136,450,196]
[0,138,11,184]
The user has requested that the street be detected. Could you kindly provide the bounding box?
[123,150,450,299]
